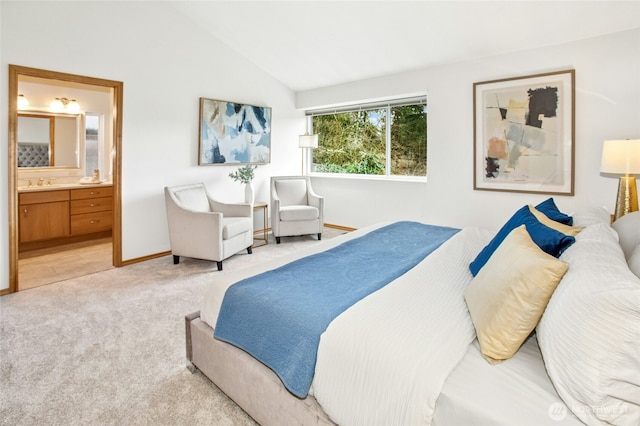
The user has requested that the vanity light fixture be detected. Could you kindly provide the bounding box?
[50,98,65,112]
[17,94,29,109]
[49,97,81,113]
[66,99,81,113]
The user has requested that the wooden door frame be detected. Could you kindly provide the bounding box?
[5,65,123,294]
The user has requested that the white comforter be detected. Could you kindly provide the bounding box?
[200,223,492,426]
[311,227,491,425]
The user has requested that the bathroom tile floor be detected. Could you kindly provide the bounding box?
[18,238,113,291]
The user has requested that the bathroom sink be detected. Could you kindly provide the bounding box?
[18,183,81,191]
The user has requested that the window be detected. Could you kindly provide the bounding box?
[84,113,102,178]
[307,97,427,177]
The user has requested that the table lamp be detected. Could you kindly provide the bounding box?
[600,139,640,220]
[299,133,318,174]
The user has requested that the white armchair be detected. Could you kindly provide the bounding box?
[270,176,324,244]
[164,183,253,271]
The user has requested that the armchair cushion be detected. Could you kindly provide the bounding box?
[280,205,319,222]
[223,217,253,240]
[275,179,308,206]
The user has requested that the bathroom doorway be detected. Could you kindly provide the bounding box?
[6,65,123,294]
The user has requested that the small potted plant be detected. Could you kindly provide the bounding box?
[229,164,257,203]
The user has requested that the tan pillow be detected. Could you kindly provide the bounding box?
[529,205,583,236]
[464,225,569,363]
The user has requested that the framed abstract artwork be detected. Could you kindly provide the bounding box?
[473,70,575,195]
[198,97,272,165]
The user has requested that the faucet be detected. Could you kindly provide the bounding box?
[37,178,44,186]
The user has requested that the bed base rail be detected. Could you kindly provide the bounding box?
[185,312,336,426]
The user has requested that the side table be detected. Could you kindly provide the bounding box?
[253,201,268,248]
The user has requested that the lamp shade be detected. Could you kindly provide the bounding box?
[17,94,29,109]
[49,98,65,112]
[66,99,81,113]
[299,134,318,149]
[600,139,640,174]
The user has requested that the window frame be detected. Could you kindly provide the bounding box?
[305,95,428,181]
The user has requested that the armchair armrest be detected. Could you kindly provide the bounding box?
[167,202,223,234]
[271,187,281,217]
[308,188,324,226]
[308,190,324,209]
[166,206,225,259]
[210,199,252,218]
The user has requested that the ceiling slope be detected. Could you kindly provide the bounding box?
[169,1,640,91]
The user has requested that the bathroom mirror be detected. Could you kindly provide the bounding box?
[17,112,82,168]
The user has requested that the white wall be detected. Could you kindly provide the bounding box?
[1,2,639,292]
[0,1,304,291]
[298,28,640,230]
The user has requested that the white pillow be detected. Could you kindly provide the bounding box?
[629,244,640,278]
[611,211,640,260]
[571,206,612,228]
[536,222,640,425]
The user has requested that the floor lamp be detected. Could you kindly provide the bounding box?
[600,139,640,221]
[299,133,318,174]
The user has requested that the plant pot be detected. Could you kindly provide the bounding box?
[244,183,254,204]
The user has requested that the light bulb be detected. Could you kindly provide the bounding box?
[50,98,64,112]
[66,99,81,113]
[17,94,29,109]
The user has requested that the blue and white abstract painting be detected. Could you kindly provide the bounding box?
[199,98,271,164]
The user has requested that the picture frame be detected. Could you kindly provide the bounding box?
[473,70,575,195]
[198,97,272,165]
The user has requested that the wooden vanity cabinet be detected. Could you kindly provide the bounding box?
[18,185,113,249]
[19,190,70,243]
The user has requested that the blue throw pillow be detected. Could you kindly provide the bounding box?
[535,198,573,226]
[469,205,576,276]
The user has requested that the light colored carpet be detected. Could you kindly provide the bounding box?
[0,229,346,425]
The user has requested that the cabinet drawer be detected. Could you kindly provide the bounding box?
[71,197,112,215]
[71,186,113,200]
[20,190,69,205]
[71,210,113,235]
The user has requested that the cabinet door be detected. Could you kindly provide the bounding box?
[19,201,70,243]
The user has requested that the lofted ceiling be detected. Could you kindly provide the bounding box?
[169,1,640,92]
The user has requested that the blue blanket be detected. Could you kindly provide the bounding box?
[214,221,460,397]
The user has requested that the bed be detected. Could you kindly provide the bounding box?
[185,201,640,426]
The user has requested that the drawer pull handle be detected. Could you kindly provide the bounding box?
[90,203,97,207]
[90,220,100,224]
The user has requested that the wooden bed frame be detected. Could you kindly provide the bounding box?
[185,311,336,426]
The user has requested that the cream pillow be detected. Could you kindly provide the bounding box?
[464,225,569,364]
[529,205,583,236]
